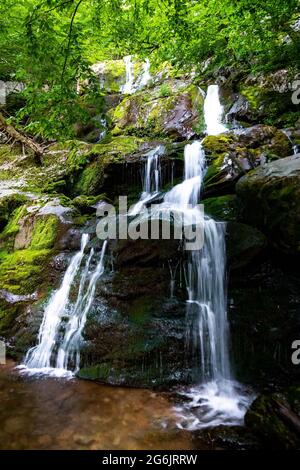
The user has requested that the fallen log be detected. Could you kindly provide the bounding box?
[272,398,300,435]
[0,112,44,158]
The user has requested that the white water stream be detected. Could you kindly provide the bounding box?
[21,235,107,377]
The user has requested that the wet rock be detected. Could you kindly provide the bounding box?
[114,237,182,268]
[236,154,300,254]
[203,195,238,222]
[203,126,291,196]
[58,228,83,252]
[245,388,300,449]
[77,235,188,388]
[226,222,267,269]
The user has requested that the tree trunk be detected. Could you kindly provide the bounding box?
[0,112,44,158]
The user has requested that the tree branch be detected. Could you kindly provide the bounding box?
[61,0,85,82]
[0,112,44,159]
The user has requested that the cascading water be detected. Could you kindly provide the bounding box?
[22,235,107,377]
[157,85,252,428]
[121,55,135,95]
[130,145,165,215]
[283,129,299,155]
[139,59,151,88]
[204,85,228,136]
[121,56,151,94]
[97,117,107,143]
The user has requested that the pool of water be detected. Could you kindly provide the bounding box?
[0,361,203,450]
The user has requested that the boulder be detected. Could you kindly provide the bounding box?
[236,154,300,254]
[226,222,267,269]
[203,197,266,268]
[245,388,300,449]
[109,82,204,139]
[227,69,299,126]
[203,125,291,196]
[203,194,238,222]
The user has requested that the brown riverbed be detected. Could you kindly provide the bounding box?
[0,361,207,450]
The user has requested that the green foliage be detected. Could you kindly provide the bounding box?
[0,0,299,139]
[159,84,171,97]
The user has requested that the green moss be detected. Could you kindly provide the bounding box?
[72,194,106,213]
[30,215,58,250]
[0,300,19,336]
[204,154,227,186]
[0,193,28,228]
[240,85,262,111]
[88,135,143,158]
[0,205,27,241]
[110,84,203,138]
[73,136,144,195]
[0,248,51,294]
[66,146,90,174]
[72,214,90,226]
[202,134,235,156]
[0,144,22,165]
[204,195,238,221]
[159,84,172,97]
[74,161,105,196]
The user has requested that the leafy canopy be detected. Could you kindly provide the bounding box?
[0,0,299,138]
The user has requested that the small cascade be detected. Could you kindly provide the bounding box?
[283,129,299,155]
[97,117,107,142]
[121,56,151,94]
[121,55,135,94]
[56,240,107,372]
[204,85,228,135]
[130,145,165,215]
[138,59,151,88]
[22,235,107,376]
[164,142,206,207]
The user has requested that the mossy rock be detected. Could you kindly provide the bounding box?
[0,195,25,227]
[109,82,204,139]
[203,126,292,196]
[72,194,106,213]
[29,215,59,250]
[203,195,238,221]
[236,70,298,124]
[73,136,145,196]
[0,248,51,295]
[236,154,300,254]
[245,388,300,449]
[226,222,267,269]
[91,60,126,93]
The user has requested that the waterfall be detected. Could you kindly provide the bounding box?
[204,85,228,135]
[97,117,107,143]
[282,129,299,155]
[129,145,165,215]
[121,55,135,95]
[164,142,206,207]
[139,59,151,88]
[22,235,107,376]
[155,85,252,428]
[121,56,151,94]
